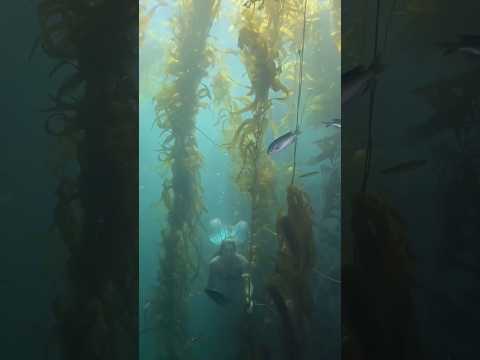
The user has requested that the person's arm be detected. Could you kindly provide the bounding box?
[241,273,253,313]
[240,257,254,313]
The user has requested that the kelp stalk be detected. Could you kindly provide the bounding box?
[344,192,422,359]
[153,0,220,359]
[39,1,139,359]
[268,185,316,360]
[291,0,308,184]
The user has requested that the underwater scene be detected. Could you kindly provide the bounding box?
[342,0,480,359]
[139,0,340,359]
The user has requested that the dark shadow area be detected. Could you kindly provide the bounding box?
[1,1,139,359]
[342,1,480,359]
[1,2,64,357]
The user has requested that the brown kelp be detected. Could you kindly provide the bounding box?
[217,4,328,359]
[139,0,161,48]
[260,9,315,360]
[152,0,220,359]
[227,0,289,287]
[331,0,341,53]
[223,0,322,289]
[139,1,167,103]
[267,185,316,360]
[38,0,138,359]
[343,192,422,360]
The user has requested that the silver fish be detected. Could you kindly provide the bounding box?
[380,159,427,175]
[438,34,480,57]
[322,118,341,128]
[267,129,300,155]
[299,171,320,178]
[458,46,480,56]
[342,58,384,105]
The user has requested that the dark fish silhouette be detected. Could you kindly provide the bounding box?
[437,34,480,57]
[299,171,320,178]
[267,130,300,155]
[204,288,230,306]
[381,160,427,175]
[342,57,384,105]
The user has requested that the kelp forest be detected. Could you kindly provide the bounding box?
[140,0,340,360]
[4,0,479,359]
[342,0,480,359]
[36,0,139,359]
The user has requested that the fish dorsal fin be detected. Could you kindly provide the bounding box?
[342,65,365,82]
[278,130,294,139]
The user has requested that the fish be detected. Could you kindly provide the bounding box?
[322,118,341,128]
[342,57,384,105]
[380,160,427,175]
[204,288,231,306]
[437,34,480,57]
[267,129,300,155]
[184,336,201,349]
[261,225,277,237]
[456,46,480,56]
[314,269,341,284]
[299,171,320,178]
[199,82,212,100]
[179,336,205,355]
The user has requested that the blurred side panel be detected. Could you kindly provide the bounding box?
[342,1,480,359]
[0,1,139,359]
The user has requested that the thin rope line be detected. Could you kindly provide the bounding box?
[383,0,398,58]
[361,0,381,192]
[291,0,308,185]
